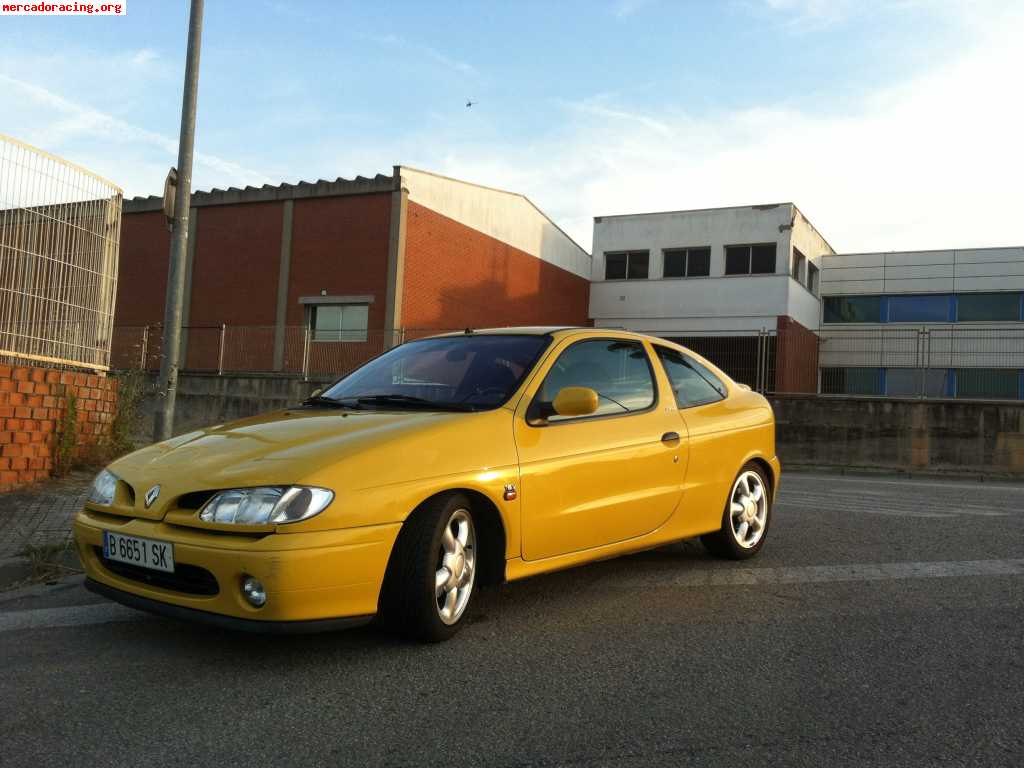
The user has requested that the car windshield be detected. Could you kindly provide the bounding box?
[317,334,551,411]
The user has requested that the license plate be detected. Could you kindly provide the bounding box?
[102,531,174,573]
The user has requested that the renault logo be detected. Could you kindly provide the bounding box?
[144,485,161,509]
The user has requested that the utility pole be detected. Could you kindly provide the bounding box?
[155,0,204,441]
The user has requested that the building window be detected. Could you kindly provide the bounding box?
[791,248,806,282]
[311,304,369,342]
[820,367,883,395]
[885,368,950,398]
[823,295,883,324]
[887,294,953,323]
[662,247,711,278]
[956,292,1022,322]
[955,369,1019,399]
[725,243,776,276]
[604,250,649,280]
[807,262,820,296]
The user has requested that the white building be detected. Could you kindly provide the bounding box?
[818,246,1024,399]
[587,204,1023,399]
[588,203,833,336]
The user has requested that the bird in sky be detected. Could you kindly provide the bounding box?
[465,99,476,108]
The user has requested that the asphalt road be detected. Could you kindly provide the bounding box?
[1,472,1022,767]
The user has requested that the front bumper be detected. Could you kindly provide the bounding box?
[74,509,401,626]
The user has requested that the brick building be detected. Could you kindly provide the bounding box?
[113,167,591,374]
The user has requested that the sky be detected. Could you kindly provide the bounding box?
[1,0,1021,253]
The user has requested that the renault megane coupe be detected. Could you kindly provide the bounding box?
[76,327,779,641]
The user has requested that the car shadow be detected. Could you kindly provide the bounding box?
[83,538,721,658]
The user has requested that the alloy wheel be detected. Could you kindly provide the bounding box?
[435,508,476,625]
[729,471,768,549]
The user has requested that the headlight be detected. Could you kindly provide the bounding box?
[198,486,334,526]
[88,469,118,506]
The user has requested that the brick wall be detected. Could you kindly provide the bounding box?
[402,202,590,330]
[775,315,819,394]
[0,364,117,492]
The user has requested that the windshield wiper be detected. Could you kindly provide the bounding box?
[300,395,359,409]
[348,394,475,412]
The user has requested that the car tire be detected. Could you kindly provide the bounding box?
[701,462,772,560]
[379,492,478,642]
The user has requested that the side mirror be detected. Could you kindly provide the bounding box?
[552,386,599,417]
[309,388,323,398]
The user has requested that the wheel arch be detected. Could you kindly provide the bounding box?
[400,488,508,587]
[744,455,777,501]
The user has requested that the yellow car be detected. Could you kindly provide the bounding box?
[75,327,779,641]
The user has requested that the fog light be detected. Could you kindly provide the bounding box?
[242,576,266,608]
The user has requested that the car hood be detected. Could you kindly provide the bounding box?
[108,408,478,520]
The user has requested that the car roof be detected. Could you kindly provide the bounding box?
[431,326,657,339]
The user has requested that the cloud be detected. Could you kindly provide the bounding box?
[130,48,158,66]
[760,0,857,29]
[0,74,273,196]
[424,2,1024,253]
[368,34,478,78]
[612,0,656,18]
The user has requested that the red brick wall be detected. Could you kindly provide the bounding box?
[112,193,394,371]
[775,315,819,394]
[188,202,284,326]
[401,202,590,330]
[286,194,392,326]
[115,211,171,327]
[0,364,117,492]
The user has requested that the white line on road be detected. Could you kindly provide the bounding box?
[651,558,1024,589]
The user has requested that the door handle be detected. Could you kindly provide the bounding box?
[661,432,680,443]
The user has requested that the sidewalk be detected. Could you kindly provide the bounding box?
[0,472,92,562]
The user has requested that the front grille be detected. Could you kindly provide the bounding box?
[95,547,219,596]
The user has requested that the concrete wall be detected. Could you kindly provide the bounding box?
[771,394,1024,476]
[589,203,828,333]
[136,372,329,443]
[590,274,791,334]
[136,373,1024,478]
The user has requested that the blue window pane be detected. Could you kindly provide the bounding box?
[887,295,952,323]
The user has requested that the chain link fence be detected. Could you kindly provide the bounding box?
[0,134,121,371]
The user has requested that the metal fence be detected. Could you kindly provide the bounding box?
[0,134,122,371]
[112,326,430,380]
[658,326,1024,400]
[818,326,1024,399]
[109,323,1024,400]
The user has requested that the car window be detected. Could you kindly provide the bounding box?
[536,339,656,422]
[654,346,727,408]
[322,334,550,409]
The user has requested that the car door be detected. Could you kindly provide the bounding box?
[652,345,757,534]
[513,336,687,561]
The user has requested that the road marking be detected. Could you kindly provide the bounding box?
[649,558,1024,588]
[782,473,1024,492]
[777,501,1010,519]
[0,602,143,634]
